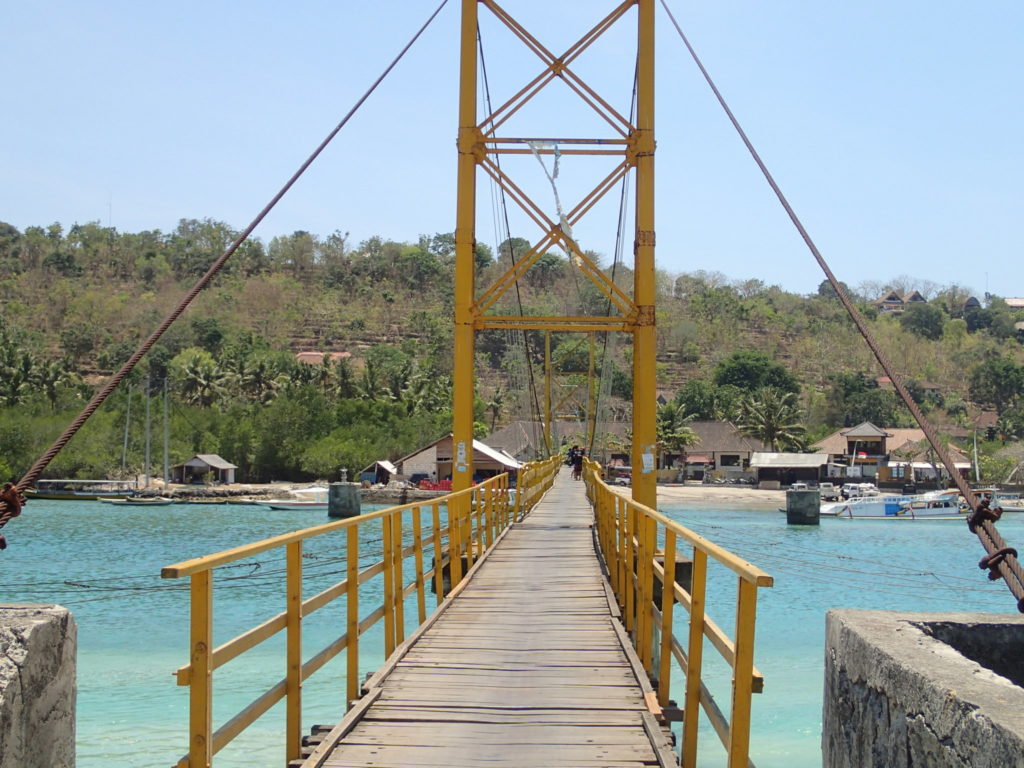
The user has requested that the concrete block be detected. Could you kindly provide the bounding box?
[824,609,1024,768]
[787,489,820,525]
[328,483,361,518]
[0,604,76,768]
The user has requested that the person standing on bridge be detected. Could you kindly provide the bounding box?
[571,448,584,481]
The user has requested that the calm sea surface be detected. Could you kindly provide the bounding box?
[1,498,1019,767]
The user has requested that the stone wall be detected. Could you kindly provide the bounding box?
[824,609,1024,768]
[0,604,76,768]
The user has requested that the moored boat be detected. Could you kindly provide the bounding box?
[100,496,175,506]
[25,479,138,501]
[828,489,966,519]
[257,486,329,511]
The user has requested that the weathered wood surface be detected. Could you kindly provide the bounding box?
[306,471,673,768]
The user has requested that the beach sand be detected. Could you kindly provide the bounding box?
[654,483,786,510]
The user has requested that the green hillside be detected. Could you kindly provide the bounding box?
[2,218,1023,483]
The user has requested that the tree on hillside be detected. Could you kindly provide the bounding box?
[736,387,807,451]
[899,302,945,340]
[825,371,901,427]
[969,357,1023,416]
[816,279,854,301]
[487,387,506,432]
[713,350,799,395]
[498,237,531,262]
[674,380,740,421]
[171,348,229,408]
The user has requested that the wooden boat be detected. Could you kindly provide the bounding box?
[25,479,138,501]
[257,486,329,511]
[100,496,175,506]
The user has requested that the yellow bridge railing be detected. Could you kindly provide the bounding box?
[583,458,773,768]
[161,457,560,768]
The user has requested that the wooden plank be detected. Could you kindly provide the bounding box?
[344,723,654,746]
[363,706,646,726]
[297,688,381,768]
[302,472,673,768]
[320,743,656,766]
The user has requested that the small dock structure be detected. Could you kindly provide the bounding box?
[299,471,675,768]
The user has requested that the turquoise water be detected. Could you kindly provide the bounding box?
[2,499,1019,767]
[1,499,399,768]
[659,502,1020,767]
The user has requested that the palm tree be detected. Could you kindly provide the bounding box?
[179,358,228,408]
[656,401,700,472]
[333,357,357,399]
[34,359,76,410]
[241,359,282,404]
[486,387,506,432]
[735,387,807,452]
[0,366,30,406]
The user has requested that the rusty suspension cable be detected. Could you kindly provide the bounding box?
[0,0,450,532]
[659,0,1024,611]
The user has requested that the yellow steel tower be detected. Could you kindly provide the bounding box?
[453,0,657,510]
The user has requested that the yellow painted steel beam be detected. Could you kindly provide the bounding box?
[631,0,657,510]
[394,513,406,644]
[545,331,552,456]
[382,514,396,657]
[285,541,303,763]
[479,0,637,136]
[658,530,677,708]
[346,526,359,707]
[478,316,631,332]
[683,548,707,766]
[476,158,636,316]
[488,148,625,156]
[412,507,427,624]
[452,0,478,497]
[728,579,760,767]
[188,571,213,768]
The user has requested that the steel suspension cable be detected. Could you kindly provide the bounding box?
[589,62,638,458]
[0,0,450,533]
[659,0,1024,611]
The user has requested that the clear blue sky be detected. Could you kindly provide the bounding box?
[3,1,1021,297]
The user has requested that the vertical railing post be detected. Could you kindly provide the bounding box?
[475,486,485,558]
[413,506,426,624]
[728,578,759,768]
[432,504,444,604]
[484,482,494,549]
[616,497,626,610]
[285,540,303,763]
[514,466,525,521]
[624,503,636,634]
[637,514,655,671]
[346,525,359,708]
[382,513,396,657]
[658,530,676,707]
[394,510,405,645]
[449,495,463,585]
[683,548,708,767]
[188,570,213,768]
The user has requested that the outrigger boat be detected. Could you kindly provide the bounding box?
[257,486,329,511]
[25,479,138,501]
[100,496,175,506]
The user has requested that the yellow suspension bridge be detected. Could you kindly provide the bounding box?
[162,459,771,768]
[4,3,1021,768]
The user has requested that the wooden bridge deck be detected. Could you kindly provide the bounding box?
[299,470,675,768]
